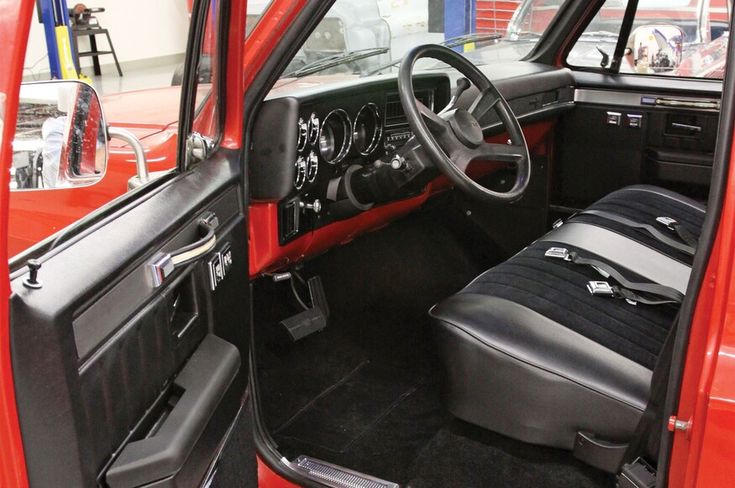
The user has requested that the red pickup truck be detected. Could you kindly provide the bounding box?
[2,1,735,487]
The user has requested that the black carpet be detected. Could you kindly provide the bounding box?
[253,198,614,486]
[407,420,615,488]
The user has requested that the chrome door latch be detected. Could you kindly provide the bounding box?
[668,416,691,433]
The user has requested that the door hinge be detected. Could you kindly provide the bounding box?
[668,415,691,433]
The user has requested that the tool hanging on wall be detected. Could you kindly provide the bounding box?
[36,0,90,81]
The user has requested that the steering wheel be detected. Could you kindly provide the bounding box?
[398,44,531,203]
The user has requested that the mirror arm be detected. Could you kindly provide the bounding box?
[108,126,149,184]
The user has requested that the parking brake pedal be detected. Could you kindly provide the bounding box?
[279,274,330,342]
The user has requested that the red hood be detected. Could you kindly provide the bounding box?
[102,86,182,142]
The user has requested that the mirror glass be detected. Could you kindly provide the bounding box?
[11,81,107,190]
[626,24,686,74]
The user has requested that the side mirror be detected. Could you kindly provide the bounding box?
[626,24,686,74]
[11,80,108,190]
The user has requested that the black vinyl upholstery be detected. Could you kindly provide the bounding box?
[430,185,705,452]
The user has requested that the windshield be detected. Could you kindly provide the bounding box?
[246,0,568,79]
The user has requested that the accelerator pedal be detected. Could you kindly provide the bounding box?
[292,456,399,488]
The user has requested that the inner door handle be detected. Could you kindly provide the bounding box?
[149,212,218,287]
[671,122,702,133]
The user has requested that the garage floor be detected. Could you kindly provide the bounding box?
[89,59,181,95]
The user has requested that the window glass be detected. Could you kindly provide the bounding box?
[9,1,213,258]
[567,0,731,79]
[247,0,568,81]
[193,0,221,142]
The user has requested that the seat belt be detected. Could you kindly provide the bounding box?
[655,216,699,249]
[617,314,679,488]
[576,210,696,256]
[545,247,684,305]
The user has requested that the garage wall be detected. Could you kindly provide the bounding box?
[24,0,190,77]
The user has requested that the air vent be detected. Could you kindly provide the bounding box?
[384,90,433,127]
[280,199,300,243]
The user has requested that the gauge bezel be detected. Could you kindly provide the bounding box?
[308,113,320,145]
[306,150,318,183]
[352,103,383,157]
[297,117,308,152]
[319,109,352,165]
[294,156,307,189]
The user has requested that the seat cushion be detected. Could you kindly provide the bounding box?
[459,241,677,370]
[429,185,696,452]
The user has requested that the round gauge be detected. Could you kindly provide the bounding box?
[297,117,308,152]
[352,103,382,156]
[308,113,320,145]
[319,109,352,165]
[307,151,319,183]
[294,156,307,189]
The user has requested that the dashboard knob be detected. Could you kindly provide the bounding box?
[300,199,322,214]
[390,155,406,170]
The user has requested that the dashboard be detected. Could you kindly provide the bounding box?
[248,65,575,276]
[250,74,451,244]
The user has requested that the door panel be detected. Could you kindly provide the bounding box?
[9,152,255,487]
[552,73,722,210]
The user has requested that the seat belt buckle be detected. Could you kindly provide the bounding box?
[656,216,678,231]
[587,281,616,297]
[545,247,572,261]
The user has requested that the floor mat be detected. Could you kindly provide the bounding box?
[274,360,419,453]
[407,421,615,488]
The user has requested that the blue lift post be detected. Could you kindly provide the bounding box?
[37,0,80,79]
[444,0,477,51]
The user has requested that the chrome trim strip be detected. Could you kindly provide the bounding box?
[575,88,720,111]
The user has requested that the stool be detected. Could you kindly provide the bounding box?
[70,6,123,77]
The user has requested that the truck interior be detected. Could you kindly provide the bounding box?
[6,0,732,487]
[247,1,730,487]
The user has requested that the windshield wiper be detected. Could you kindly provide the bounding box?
[365,32,502,76]
[283,47,390,78]
[442,32,502,48]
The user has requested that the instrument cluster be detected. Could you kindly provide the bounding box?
[293,103,383,190]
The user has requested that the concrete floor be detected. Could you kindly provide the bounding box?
[88,60,181,95]
[86,58,182,96]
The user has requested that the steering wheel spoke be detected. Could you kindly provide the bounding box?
[398,44,531,203]
[454,142,526,173]
[468,88,500,122]
[416,98,448,133]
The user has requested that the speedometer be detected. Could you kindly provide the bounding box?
[352,103,382,156]
[319,109,351,165]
